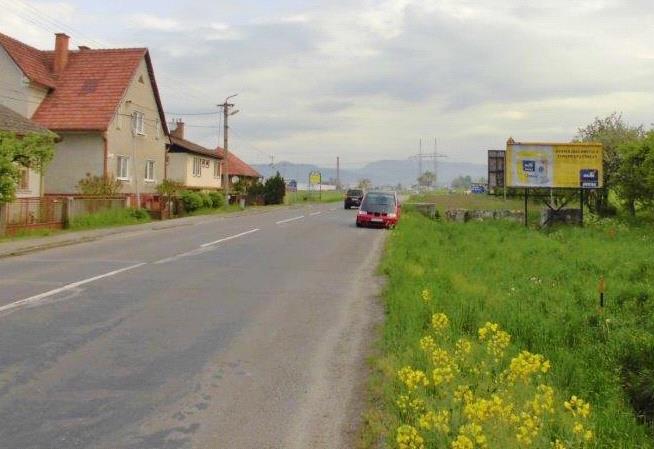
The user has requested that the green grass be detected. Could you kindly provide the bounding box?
[0,227,62,243]
[362,211,654,448]
[285,190,343,204]
[68,207,151,230]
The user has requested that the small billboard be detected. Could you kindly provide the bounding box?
[505,142,603,189]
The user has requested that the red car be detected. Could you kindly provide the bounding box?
[356,191,401,228]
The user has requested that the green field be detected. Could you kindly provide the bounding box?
[362,211,654,449]
[285,189,343,204]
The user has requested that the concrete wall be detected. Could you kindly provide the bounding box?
[106,58,167,195]
[0,46,48,118]
[167,153,222,190]
[44,133,105,194]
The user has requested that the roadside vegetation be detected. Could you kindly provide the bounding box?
[361,210,654,449]
[285,189,343,204]
[68,207,151,230]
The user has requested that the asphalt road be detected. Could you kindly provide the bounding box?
[0,204,386,449]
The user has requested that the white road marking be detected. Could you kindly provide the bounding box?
[0,263,147,314]
[276,216,305,225]
[200,228,261,248]
[309,211,322,216]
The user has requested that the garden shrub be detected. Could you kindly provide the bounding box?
[180,191,203,211]
[208,191,225,208]
[199,191,213,209]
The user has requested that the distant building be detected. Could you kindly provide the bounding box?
[167,121,223,191]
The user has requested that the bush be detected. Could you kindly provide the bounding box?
[77,174,122,196]
[180,191,203,212]
[208,191,225,208]
[129,208,150,220]
[264,172,286,205]
[68,207,150,230]
[198,191,213,209]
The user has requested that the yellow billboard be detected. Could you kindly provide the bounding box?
[505,142,603,188]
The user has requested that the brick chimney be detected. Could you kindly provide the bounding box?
[53,33,70,75]
[171,120,185,139]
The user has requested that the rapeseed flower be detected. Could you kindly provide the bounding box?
[418,409,450,434]
[420,335,437,353]
[421,289,433,304]
[516,412,540,445]
[396,395,426,414]
[398,366,429,390]
[506,351,550,384]
[453,385,474,404]
[432,313,450,334]
[396,425,425,449]
[478,322,511,360]
[564,395,591,418]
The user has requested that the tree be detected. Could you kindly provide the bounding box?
[575,113,646,214]
[418,171,436,188]
[0,131,55,203]
[358,178,372,190]
[451,175,472,190]
[264,172,286,205]
[614,132,654,215]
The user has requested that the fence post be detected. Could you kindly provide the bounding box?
[62,197,73,228]
[0,203,7,236]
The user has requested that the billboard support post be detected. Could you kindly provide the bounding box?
[580,189,584,227]
[524,189,529,227]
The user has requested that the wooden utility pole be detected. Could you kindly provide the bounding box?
[219,94,238,200]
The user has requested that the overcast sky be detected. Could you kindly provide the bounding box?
[1,0,652,168]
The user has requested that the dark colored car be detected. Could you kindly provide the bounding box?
[344,189,364,209]
[356,191,400,228]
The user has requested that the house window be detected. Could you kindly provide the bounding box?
[132,111,145,135]
[18,168,29,190]
[145,160,155,182]
[117,156,129,180]
[213,161,221,179]
[192,157,202,177]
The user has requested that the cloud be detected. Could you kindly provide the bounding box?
[2,0,653,168]
[128,14,181,32]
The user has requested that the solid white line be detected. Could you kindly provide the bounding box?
[200,228,260,248]
[309,211,322,216]
[0,263,147,314]
[276,215,305,225]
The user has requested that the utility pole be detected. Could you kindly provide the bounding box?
[418,138,423,181]
[336,156,340,190]
[218,94,239,201]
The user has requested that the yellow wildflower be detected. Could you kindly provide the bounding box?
[431,347,452,366]
[421,289,433,304]
[516,412,540,446]
[552,439,567,449]
[458,423,488,448]
[396,425,425,449]
[506,351,551,383]
[398,366,429,390]
[432,313,450,334]
[451,434,474,449]
[432,364,456,386]
[455,338,473,357]
[464,395,513,423]
[396,395,426,414]
[478,322,511,360]
[563,395,591,418]
[454,385,474,404]
[418,409,450,434]
[419,335,436,353]
[529,384,555,415]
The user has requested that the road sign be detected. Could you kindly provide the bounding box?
[309,171,321,185]
[505,142,603,188]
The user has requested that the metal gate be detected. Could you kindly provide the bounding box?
[3,197,65,235]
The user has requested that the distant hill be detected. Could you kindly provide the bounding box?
[252,159,486,188]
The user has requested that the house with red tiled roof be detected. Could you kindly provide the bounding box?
[0,32,168,205]
[167,121,224,190]
[215,146,261,185]
[0,104,57,199]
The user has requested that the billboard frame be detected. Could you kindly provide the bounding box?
[505,139,603,227]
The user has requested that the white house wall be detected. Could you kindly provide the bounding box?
[44,133,104,194]
[0,46,48,118]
